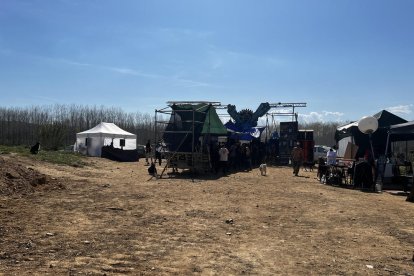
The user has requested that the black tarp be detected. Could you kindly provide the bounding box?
[335,110,407,159]
[101,146,139,162]
[388,121,414,141]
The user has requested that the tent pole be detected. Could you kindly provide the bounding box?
[192,108,195,172]
[351,136,354,160]
[406,140,408,160]
[154,109,158,147]
[384,132,390,157]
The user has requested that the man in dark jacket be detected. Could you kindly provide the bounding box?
[291,142,304,176]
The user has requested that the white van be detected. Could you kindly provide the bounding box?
[314,145,330,161]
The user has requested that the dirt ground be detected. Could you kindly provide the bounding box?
[1,154,414,275]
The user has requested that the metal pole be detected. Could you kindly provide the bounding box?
[384,132,390,157]
[192,108,195,172]
[380,131,391,189]
[154,109,158,148]
[369,133,375,160]
[406,140,408,160]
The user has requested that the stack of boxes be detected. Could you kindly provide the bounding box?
[297,130,315,163]
[278,121,298,164]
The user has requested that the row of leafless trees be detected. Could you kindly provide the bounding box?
[0,105,159,150]
[264,121,341,147]
[0,104,342,150]
[299,122,342,146]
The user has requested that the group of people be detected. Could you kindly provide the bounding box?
[210,142,263,175]
[145,139,266,177]
[144,140,165,165]
[145,139,163,177]
[290,142,337,177]
[145,138,340,179]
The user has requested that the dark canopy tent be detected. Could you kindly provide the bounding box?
[163,103,227,152]
[384,120,414,159]
[335,110,407,159]
[385,121,414,201]
[387,121,414,142]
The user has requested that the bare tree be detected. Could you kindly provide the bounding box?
[0,104,163,149]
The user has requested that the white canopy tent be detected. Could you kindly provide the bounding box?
[75,122,137,157]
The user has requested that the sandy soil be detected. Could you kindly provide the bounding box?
[1,154,414,275]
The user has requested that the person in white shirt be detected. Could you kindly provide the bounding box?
[218,144,229,174]
[326,148,337,165]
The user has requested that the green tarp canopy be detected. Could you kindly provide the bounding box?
[163,103,227,152]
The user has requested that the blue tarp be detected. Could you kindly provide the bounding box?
[225,121,265,141]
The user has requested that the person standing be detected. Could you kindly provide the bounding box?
[326,148,337,165]
[155,142,163,166]
[291,142,304,176]
[210,143,220,174]
[218,144,229,174]
[145,139,152,165]
[229,143,237,171]
[244,144,252,171]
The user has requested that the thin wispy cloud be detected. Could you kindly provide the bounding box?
[173,78,211,88]
[59,59,92,67]
[299,110,345,123]
[108,67,161,79]
[207,46,286,69]
[386,104,413,117]
[322,111,344,117]
[155,28,214,41]
[0,48,12,55]
[211,58,223,70]
[53,57,214,88]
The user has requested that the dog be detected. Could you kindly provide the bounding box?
[302,161,316,172]
[316,158,329,183]
[30,142,40,154]
[259,163,267,176]
[148,162,158,178]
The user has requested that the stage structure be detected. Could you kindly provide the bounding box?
[155,101,227,176]
[264,103,308,164]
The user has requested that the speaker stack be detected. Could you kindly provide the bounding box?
[297,130,314,163]
[278,121,298,164]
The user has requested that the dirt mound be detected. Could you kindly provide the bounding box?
[0,156,62,196]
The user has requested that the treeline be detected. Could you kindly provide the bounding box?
[0,104,343,150]
[0,104,160,150]
[299,121,343,147]
[264,121,343,147]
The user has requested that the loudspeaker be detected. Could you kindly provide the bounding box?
[120,139,125,147]
[280,121,298,134]
[300,140,314,162]
[297,130,314,141]
[297,130,306,141]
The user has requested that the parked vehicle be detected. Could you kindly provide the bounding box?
[136,144,146,158]
[314,145,330,161]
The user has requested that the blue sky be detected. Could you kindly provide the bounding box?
[0,0,413,123]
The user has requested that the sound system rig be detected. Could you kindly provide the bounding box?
[278,121,298,165]
[278,122,314,165]
[297,130,315,163]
